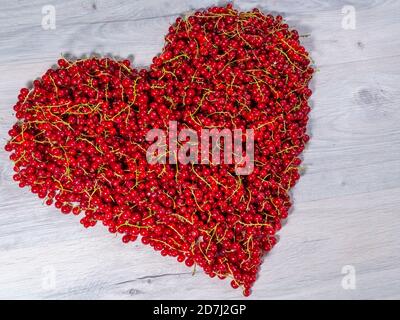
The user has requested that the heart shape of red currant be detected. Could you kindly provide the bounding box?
[5,5,313,296]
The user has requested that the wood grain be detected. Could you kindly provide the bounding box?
[0,0,399,299]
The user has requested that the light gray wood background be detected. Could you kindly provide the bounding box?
[0,0,399,300]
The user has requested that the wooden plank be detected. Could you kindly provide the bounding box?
[0,0,399,67]
[0,0,399,299]
[1,187,399,299]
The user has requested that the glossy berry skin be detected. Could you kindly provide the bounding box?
[5,5,313,297]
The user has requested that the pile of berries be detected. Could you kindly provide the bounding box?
[5,5,313,296]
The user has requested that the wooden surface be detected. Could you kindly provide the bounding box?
[0,0,400,300]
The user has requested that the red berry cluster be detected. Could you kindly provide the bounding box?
[5,5,313,296]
